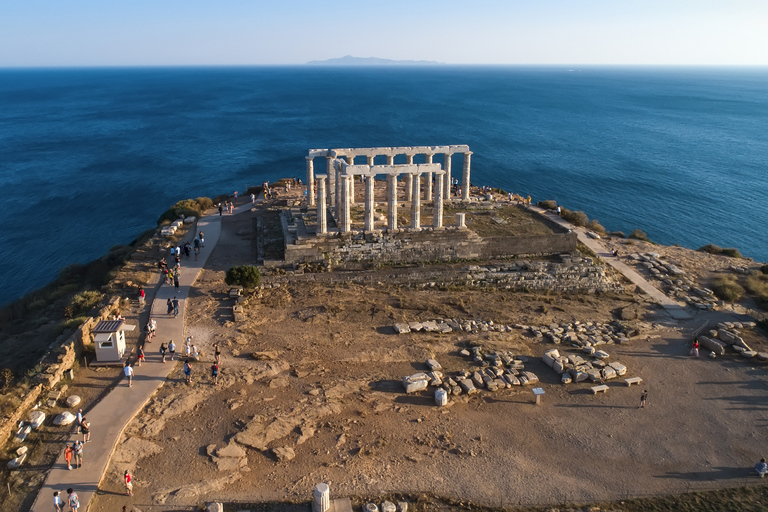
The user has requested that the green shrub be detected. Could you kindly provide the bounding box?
[761,264,768,275]
[711,277,745,302]
[537,200,558,210]
[65,291,102,319]
[698,244,742,258]
[561,209,589,227]
[629,229,649,241]
[225,265,261,289]
[157,197,213,225]
[610,231,626,238]
[586,220,606,234]
[55,316,87,336]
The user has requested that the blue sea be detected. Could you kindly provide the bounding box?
[1,66,766,305]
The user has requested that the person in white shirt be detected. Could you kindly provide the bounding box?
[124,363,134,387]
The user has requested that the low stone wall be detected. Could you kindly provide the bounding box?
[0,297,124,447]
[282,228,577,267]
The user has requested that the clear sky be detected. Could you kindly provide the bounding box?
[1,0,766,67]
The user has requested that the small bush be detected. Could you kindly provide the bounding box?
[225,265,261,289]
[561,209,589,227]
[761,264,768,275]
[157,197,213,225]
[711,276,745,302]
[629,229,649,242]
[537,200,558,210]
[698,244,742,258]
[65,291,102,319]
[586,220,606,234]
[610,231,626,238]
[55,316,87,336]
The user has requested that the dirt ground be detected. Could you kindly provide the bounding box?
[87,199,768,512]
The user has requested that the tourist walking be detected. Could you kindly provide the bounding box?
[67,488,80,511]
[639,389,648,408]
[138,287,145,307]
[64,443,73,470]
[81,417,90,443]
[160,342,168,363]
[199,231,205,247]
[75,408,83,433]
[218,203,223,216]
[54,491,64,511]
[137,346,145,366]
[233,190,238,203]
[172,297,180,318]
[124,362,134,387]
[250,192,255,204]
[168,340,176,360]
[185,336,192,357]
[183,360,192,384]
[211,362,219,384]
[73,440,83,468]
[166,298,173,316]
[174,271,180,293]
[124,469,134,496]
[690,340,700,357]
[214,343,221,364]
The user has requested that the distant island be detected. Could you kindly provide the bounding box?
[306,55,443,66]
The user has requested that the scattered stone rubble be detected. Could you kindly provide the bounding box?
[519,320,639,346]
[543,348,629,385]
[627,252,717,309]
[458,255,624,293]
[403,347,540,399]
[394,318,515,335]
[699,321,763,360]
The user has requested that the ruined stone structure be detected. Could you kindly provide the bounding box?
[306,146,472,234]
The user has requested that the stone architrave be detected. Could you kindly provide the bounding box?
[411,172,421,229]
[462,151,472,200]
[434,172,444,228]
[424,153,433,201]
[404,154,414,202]
[387,174,398,230]
[316,175,327,234]
[365,173,375,231]
[326,156,335,207]
[347,156,355,204]
[443,152,452,198]
[306,157,315,206]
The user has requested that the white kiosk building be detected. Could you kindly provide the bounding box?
[92,319,135,363]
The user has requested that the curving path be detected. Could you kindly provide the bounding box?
[30,201,256,512]
[527,205,692,320]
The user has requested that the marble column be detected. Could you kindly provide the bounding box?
[344,175,352,232]
[443,153,452,198]
[335,160,342,217]
[425,153,433,201]
[462,151,472,200]
[306,157,315,206]
[411,172,421,230]
[387,174,398,231]
[326,156,335,207]
[339,175,351,233]
[405,154,414,202]
[364,172,375,231]
[434,172,444,228]
[347,156,355,204]
[317,175,327,234]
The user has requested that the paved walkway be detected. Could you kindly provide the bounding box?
[30,202,256,512]
[527,205,692,320]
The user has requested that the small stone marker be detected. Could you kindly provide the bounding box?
[381,502,396,512]
[66,395,81,407]
[532,387,545,405]
[435,388,448,407]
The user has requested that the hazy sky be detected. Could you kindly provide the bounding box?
[1,0,766,66]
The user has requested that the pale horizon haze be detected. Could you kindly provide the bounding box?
[1,0,767,67]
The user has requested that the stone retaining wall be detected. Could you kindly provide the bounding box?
[0,298,124,447]
[282,229,577,267]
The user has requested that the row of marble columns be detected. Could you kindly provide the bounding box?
[314,169,446,235]
[306,151,472,208]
